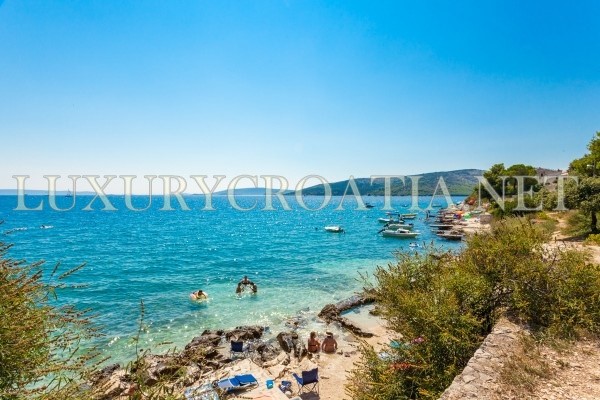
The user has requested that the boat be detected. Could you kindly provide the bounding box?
[438,232,464,241]
[386,223,414,230]
[65,189,73,198]
[365,202,375,209]
[400,213,417,219]
[409,242,420,248]
[324,225,345,233]
[381,228,419,238]
[429,224,454,230]
[378,217,403,224]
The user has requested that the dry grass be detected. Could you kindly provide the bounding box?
[498,335,553,396]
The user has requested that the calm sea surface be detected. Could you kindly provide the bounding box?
[0,194,464,364]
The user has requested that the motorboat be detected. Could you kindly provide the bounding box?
[324,225,345,233]
[429,224,454,230]
[438,232,464,241]
[400,213,418,219]
[378,217,403,224]
[365,202,375,209]
[437,229,464,240]
[381,228,419,238]
[386,223,414,230]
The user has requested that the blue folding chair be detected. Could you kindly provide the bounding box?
[230,340,248,359]
[293,367,319,394]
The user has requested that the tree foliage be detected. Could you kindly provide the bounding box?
[0,239,102,399]
[347,219,600,399]
[567,132,600,233]
[480,163,539,201]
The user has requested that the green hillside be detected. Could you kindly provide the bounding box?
[295,169,484,196]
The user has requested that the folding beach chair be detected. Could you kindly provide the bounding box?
[229,340,248,359]
[215,373,259,394]
[293,367,319,394]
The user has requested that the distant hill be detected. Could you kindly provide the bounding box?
[0,189,95,196]
[212,187,282,196]
[295,169,485,196]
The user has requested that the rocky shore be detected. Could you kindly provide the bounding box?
[91,294,380,399]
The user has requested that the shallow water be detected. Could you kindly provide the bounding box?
[0,194,464,364]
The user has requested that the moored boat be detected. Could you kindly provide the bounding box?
[378,217,403,224]
[324,225,345,233]
[386,223,414,230]
[438,232,464,241]
[429,224,454,230]
[381,228,419,238]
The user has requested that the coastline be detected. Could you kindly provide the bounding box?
[92,295,393,399]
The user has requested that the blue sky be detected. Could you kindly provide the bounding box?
[1,0,599,192]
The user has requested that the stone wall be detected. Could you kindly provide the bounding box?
[439,318,524,399]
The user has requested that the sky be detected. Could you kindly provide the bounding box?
[1,0,599,193]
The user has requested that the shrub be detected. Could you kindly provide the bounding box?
[348,218,600,399]
[0,241,102,399]
[584,233,600,246]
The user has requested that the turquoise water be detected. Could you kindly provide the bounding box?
[0,195,464,364]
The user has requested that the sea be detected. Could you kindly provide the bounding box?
[0,194,465,365]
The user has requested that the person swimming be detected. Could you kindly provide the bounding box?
[190,289,208,300]
[236,276,258,294]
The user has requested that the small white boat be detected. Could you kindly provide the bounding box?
[409,242,420,248]
[381,228,419,238]
[378,218,403,224]
[401,213,418,219]
[386,223,414,230]
[324,225,345,233]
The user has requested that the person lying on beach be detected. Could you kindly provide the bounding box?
[307,331,320,353]
[321,332,338,353]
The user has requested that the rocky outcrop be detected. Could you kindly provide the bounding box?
[255,342,283,364]
[91,297,381,399]
[318,294,376,338]
[224,325,265,341]
[276,332,307,359]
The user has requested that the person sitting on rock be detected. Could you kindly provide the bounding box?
[321,331,338,353]
[307,331,320,353]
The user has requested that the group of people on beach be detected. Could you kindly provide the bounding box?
[192,279,340,355]
[307,331,338,353]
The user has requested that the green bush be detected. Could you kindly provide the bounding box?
[348,218,600,399]
[584,233,600,246]
[0,241,101,399]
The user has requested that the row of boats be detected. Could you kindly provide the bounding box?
[380,209,469,240]
[323,202,478,242]
[378,212,420,238]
